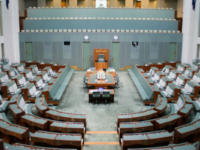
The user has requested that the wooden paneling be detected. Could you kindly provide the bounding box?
[93,49,109,70]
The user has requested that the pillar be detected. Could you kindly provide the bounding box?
[156,0,164,8]
[69,0,77,7]
[37,0,46,7]
[181,0,196,64]
[109,0,117,7]
[85,0,93,7]
[53,0,61,7]
[125,0,133,8]
[1,0,20,63]
[141,0,149,8]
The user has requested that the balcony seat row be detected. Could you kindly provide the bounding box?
[28,7,174,10]
[21,29,181,33]
[25,17,176,21]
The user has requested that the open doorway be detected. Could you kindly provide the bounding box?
[136,1,141,8]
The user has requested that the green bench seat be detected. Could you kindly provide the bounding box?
[49,65,74,101]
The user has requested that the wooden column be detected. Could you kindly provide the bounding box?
[125,0,133,8]
[69,0,78,7]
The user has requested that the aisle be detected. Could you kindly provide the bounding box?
[55,71,145,150]
[84,131,120,150]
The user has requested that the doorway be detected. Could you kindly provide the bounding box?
[61,0,67,7]
[83,42,91,70]
[25,42,33,61]
[112,42,120,70]
[169,43,177,61]
[136,1,141,8]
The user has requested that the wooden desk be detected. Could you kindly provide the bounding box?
[0,119,29,144]
[87,74,115,89]
[21,114,49,133]
[94,62,108,70]
[174,120,200,144]
[88,89,114,103]
[121,131,172,149]
[31,131,83,150]
[86,70,117,77]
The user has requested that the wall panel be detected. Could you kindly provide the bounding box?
[19,32,183,69]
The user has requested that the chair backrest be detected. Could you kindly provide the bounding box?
[36,77,43,88]
[169,70,177,79]
[92,91,100,97]
[177,94,185,108]
[17,75,26,85]
[25,70,33,79]
[175,75,185,86]
[9,68,16,77]
[42,72,48,80]
[159,77,167,88]
[0,94,2,104]
[166,84,175,96]
[165,65,173,74]
[43,67,51,75]
[184,81,194,94]
[31,65,38,74]
[0,72,9,83]
[17,64,25,72]
[184,68,193,78]
[98,54,105,62]
[7,81,17,94]
[18,94,26,109]
[28,83,36,96]
[150,67,159,76]
[102,91,110,97]
[177,64,185,72]
[192,73,200,83]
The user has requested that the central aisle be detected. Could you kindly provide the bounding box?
[55,71,146,150]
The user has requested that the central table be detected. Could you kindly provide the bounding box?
[87,74,115,89]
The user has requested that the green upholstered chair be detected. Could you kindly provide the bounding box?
[102,91,110,103]
[92,91,101,103]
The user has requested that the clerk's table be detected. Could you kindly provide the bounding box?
[87,74,115,89]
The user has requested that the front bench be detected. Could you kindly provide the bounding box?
[128,64,160,104]
[43,65,74,104]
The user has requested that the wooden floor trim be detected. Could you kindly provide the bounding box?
[84,142,119,145]
[86,131,117,134]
